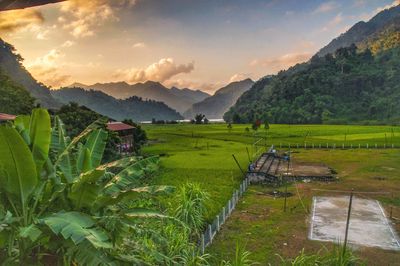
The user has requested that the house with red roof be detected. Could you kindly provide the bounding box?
[106,121,135,153]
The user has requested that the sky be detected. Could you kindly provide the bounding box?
[0,0,399,93]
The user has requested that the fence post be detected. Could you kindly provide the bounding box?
[350,144,352,149]
[289,143,291,149]
[280,143,282,148]
[312,143,314,149]
[327,143,328,148]
[375,143,377,148]
[208,224,213,244]
[367,143,369,149]
[222,207,226,223]
[319,144,321,149]
[342,143,344,149]
[297,144,299,149]
[201,234,205,254]
[216,215,220,231]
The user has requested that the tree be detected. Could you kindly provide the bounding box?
[194,114,205,124]
[0,108,171,264]
[0,70,35,115]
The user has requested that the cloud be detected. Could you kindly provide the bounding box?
[114,58,194,83]
[320,12,344,32]
[164,79,222,94]
[132,42,146,48]
[250,52,312,73]
[313,1,339,14]
[359,0,399,21]
[229,73,251,83]
[62,40,75,47]
[58,0,136,38]
[0,9,44,33]
[26,49,71,87]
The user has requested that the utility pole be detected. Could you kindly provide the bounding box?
[343,189,354,256]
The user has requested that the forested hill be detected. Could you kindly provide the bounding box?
[317,5,400,56]
[52,87,183,121]
[183,79,254,119]
[0,39,60,109]
[224,6,400,125]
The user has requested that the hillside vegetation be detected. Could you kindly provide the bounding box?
[52,87,183,121]
[225,6,400,125]
[0,69,35,114]
[0,39,60,109]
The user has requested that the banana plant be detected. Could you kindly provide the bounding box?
[0,108,173,264]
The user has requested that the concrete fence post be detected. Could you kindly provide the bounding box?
[216,215,220,231]
[367,143,369,149]
[222,207,226,223]
[375,143,377,148]
[208,224,213,244]
[201,234,205,254]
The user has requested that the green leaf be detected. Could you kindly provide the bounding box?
[95,185,174,209]
[84,129,108,169]
[69,169,105,209]
[40,211,112,248]
[29,108,51,176]
[19,224,42,242]
[96,156,139,171]
[67,241,115,266]
[124,208,169,219]
[77,147,93,174]
[14,115,31,144]
[0,126,37,204]
[55,117,106,183]
[103,156,159,195]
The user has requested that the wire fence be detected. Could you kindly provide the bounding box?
[199,177,250,253]
[275,143,398,149]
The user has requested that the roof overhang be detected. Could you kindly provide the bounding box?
[0,0,66,11]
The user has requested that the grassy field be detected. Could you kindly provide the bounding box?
[142,123,400,264]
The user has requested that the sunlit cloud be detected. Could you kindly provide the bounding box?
[313,1,340,14]
[114,58,194,83]
[61,40,75,47]
[0,9,44,33]
[58,0,136,38]
[164,78,222,94]
[26,49,71,87]
[132,42,146,48]
[250,52,312,73]
[229,73,251,83]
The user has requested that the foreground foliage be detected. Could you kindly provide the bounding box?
[0,108,169,264]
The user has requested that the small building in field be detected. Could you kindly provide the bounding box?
[106,121,135,153]
[0,113,16,123]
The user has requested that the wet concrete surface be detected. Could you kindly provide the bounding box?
[309,196,400,250]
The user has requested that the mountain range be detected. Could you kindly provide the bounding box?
[68,81,210,114]
[183,79,254,119]
[225,5,400,124]
[52,87,183,121]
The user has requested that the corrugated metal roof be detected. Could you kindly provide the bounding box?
[106,122,135,131]
[0,113,16,121]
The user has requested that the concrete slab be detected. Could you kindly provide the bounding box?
[309,196,400,251]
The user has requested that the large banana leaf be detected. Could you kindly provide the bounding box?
[51,116,69,155]
[55,117,107,183]
[67,241,115,266]
[40,211,112,249]
[94,185,174,210]
[84,129,108,169]
[77,147,93,174]
[96,156,140,171]
[0,127,37,205]
[69,169,105,209]
[29,108,51,176]
[102,156,159,195]
[14,115,31,144]
[51,116,75,183]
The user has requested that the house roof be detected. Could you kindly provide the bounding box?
[106,122,135,131]
[0,0,65,11]
[0,113,16,121]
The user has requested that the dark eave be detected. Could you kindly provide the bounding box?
[0,0,65,11]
